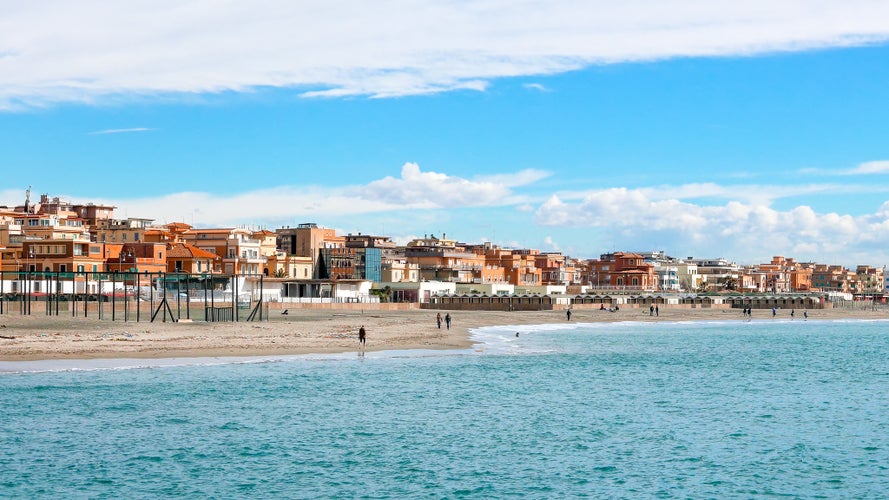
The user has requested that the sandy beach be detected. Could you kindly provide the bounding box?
[1,306,888,361]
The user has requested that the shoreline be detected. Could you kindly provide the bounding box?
[2,307,888,363]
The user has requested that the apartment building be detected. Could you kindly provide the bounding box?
[22,239,105,274]
[406,234,483,283]
[184,227,264,275]
[275,223,344,271]
[94,218,155,244]
[166,243,221,274]
[583,252,658,291]
[264,251,313,279]
[104,242,168,275]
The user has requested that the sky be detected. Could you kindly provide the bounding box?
[2,1,889,267]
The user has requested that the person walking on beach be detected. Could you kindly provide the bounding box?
[358,325,366,350]
[650,305,654,316]
[655,305,659,317]
[436,312,442,329]
[567,309,572,321]
[445,313,451,330]
[804,310,808,320]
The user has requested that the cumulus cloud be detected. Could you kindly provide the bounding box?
[542,236,560,252]
[534,186,889,265]
[359,162,541,207]
[2,1,889,107]
[94,162,536,225]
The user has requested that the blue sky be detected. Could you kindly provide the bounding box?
[2,1,889,266]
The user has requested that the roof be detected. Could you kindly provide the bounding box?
[167,243,220,260]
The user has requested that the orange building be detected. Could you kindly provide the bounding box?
[583,252,657,291]
[22,239,105,274]
[105,242,169,277]
[405,234,483,283]
[166,243,221,274]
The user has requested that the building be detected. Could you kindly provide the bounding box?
[405,234,483,283]
[183,227,264,275]
[166,243,221,274]
[275,223,344,272]
[94,218,155,244]
[583,252,658,291]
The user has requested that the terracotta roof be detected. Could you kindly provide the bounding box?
[167,243,220,260]
[191,228,236,234]
[165,222,193,234]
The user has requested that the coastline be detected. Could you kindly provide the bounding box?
[1,306,888,362]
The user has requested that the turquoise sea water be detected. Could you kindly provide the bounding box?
[2,319,889,498]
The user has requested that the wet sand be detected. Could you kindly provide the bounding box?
[0,306,886,361]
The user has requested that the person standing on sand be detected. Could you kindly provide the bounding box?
[445,313,451,330]
[650,305,654,316]
[567,309,572,321]
[436,312,442,329]
[358,325,366,350]
[655,305,659,317]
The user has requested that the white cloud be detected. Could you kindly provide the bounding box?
[88,127,154,135]
[523,83,549,92]
[542,236,560,252]
[359,162,538,208]
[474,169,550,187]
[800,159,889,176]
[92,162,533,225]
[534,186,889,265]
[2,1,889,107]
[847,160,889,175]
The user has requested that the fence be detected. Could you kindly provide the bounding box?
[0,271,268,323]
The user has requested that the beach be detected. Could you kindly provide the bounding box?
[0,305,886,361]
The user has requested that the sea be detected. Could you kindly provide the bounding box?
[2,318,889,498]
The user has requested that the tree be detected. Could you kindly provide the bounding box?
[371,285,392,303]
[719,276,738,291]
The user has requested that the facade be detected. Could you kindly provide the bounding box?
[276,223,344,271]
[406,234,482,283]
[184,227,264,275]
[94,218,155,244]
[265,251,313,279]
[688,257,741,292]
[381,258,419,282]
[166,243,221,274]
[106,242,168,276]
[22,238,105,274]
[583,252,658,291]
